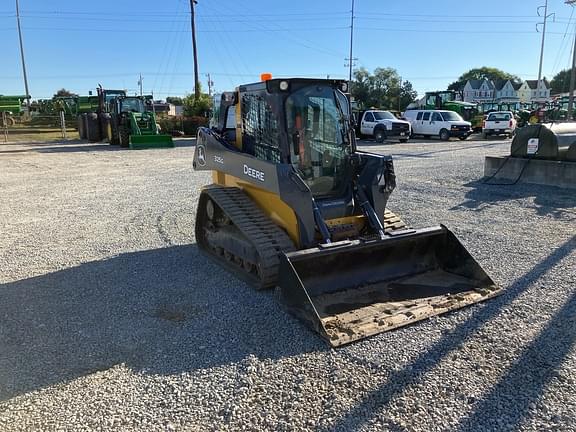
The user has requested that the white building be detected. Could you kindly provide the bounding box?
[169,104,184,116]
[463,79,495,103]
[517,80,550,103]
[493,80,520,102]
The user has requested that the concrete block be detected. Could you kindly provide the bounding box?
[484,156,576,189]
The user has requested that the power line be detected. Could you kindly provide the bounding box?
[7,26,349,33]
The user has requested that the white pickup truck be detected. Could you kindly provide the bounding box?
[356,110,411,143]
[482,111,516,139]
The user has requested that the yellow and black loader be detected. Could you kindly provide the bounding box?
[193,76,500,347]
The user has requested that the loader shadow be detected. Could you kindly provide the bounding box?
[0,245,323,401]
[452,180,576,219]
[321,234,576,432]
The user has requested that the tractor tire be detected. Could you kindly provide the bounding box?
[77,115,86,140]
[99,113,112,143]
[0,115,15,128]
[374,127,387,143]
[85,113,101,142]
[439,129,450,141]
[119,125,130,148]
[109,118,120,145]
[458,135,468,141]
[400,138,408,143]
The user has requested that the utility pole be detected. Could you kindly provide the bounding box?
[344,0,357,89]
[206,73,213,96]
[15,0,31,112]
[566,1,576,119]
[536,0,554,85]
[190,0,200,100]
[138,73,143,96]
[398,76,402,112]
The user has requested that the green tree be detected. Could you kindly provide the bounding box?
[351,67,417,110]
[166,96,184,105]
[53,88,77,98]
[550,69,571,94]
[447,67,522,91]
[182,93,211,116]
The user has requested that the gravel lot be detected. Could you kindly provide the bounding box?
[0,136,574,431]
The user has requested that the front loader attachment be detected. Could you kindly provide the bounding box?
[129,134,174,150]
[278,226,500,347]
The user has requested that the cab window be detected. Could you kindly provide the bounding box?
[364,112,375,122]
[423,112,431,121]
[416,112,423,120]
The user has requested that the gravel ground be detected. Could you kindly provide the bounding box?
[0,136,574,432]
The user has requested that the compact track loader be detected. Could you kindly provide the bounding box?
[193,76,500,346]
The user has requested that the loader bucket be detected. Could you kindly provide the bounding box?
[277,225,501,347]
[129,134,174,150]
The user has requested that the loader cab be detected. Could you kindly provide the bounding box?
[235,79,353,198]
[117,97,146,114]
[96,88,127,113]
[284,83,352,196]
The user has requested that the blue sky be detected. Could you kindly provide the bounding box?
[1,0,576,100]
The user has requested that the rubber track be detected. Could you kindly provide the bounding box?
[200,186,406,288]
[201,186,295,289]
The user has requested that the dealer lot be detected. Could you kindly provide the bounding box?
[0,137,574,431]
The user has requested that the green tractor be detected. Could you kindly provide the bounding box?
[0,95,25,127]
[104,95,173,149]
[423,91,483,131]
[77,87,125,142]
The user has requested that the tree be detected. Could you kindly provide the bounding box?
[182,93,211,116]
[53,88,77,98]
[351,67,417,110]
[166,96,184,105]
[447,67,522,91]
[550,69,571,94]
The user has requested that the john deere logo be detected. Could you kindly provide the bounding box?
[197,145,206,166]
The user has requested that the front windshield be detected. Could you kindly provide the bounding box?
[286,85,350,196]
[373,111,396,120]
[440,111,463,121]
[121,98,145,113]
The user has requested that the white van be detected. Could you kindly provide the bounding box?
[403,110,473,141]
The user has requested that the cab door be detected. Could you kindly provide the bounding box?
[428,111,444,134]
[420,111,432,134]
[411,111,424,134]
[361,111,376,135]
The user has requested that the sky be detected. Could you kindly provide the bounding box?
[1,0,576,100]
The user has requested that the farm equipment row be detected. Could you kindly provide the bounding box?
[76,87,173,149]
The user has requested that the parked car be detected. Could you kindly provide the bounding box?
[355,109,411,143]
[403,110,473,141]
[482,111,516,139]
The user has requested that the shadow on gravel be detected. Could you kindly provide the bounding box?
[0,141,122,154]
[0,138,195,154]
[0,245,323,401]
[452,180,576,219]
[321,235,576,432]
[173,138,197,147]
[457,288,576,431]
[389,141,506,160]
